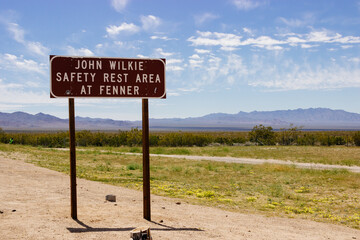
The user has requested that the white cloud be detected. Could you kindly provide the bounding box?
[0,88,52,105]
[188,29,360,51]
[177,87,200,93]
[106,23,140,37]
[114,41,124,46]
[260,45,283,50]
[166,58,184,71]
[188,31,242,47]
[167,59,183,64]
[243,27,254,36]
[189,59,203,68]
[348,57,360,63]
[220,46,238,51]
[300,30,360,44]
[231,0,264,10]
[248,62,360,91]
[242,36,285,46]
[194,49,211,54]
[188,54,203,68]
[188,31,284,51]
[166,87,201,97]
[278,13,315,28]
[307,30,336,42]
[301,44,316,49]
[150,35,177,41]
[26,42,49,56]
[0,53,47,75]
[218,54,247,83]
[194,12,219,26]
[167,92,180,97]
[167,65,185,71]
[0,103,25,111]
[111,0,130,12]
[66,46,94,56]
[286,36,307,44]
[189,54,201,59]
[155,48,174,57]
[0,78,23,89]
[5,22,49,56]
[137,54,148,58]
[140,15,161,31]
[185,53,247,87]
[7,22,25,43]
[279,17,304,27]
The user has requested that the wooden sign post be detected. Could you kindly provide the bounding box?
[142,99,150,220]
[68,98,77,220]
[50,56,165,221]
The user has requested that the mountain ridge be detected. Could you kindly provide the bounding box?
[1,108,360,130]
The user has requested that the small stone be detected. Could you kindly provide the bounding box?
[106,195,116,202]
[160,220,163,223]
[226,215,228,217]
[0,211,3,214]
[162,207,165,209]
[176,202,181,205]
[248,230,251,232]
[12,209,16,212]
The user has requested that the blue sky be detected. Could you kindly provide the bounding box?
[0,0,360,120]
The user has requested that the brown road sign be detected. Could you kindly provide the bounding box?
[50,56,166,98]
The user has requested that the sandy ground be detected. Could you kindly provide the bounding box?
[1,154,359,240]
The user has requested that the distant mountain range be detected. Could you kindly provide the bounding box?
[1,108,360,131]
[0,112,131,131]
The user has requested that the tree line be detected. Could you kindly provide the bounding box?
[1,126,360,148]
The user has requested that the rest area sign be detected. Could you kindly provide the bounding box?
[50,56,166,98]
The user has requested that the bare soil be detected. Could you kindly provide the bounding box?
[0,154,359,239]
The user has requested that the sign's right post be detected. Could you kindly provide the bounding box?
[142,98,151,220]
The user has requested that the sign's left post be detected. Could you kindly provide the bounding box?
[68,98,77,220]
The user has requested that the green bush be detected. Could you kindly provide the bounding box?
[353,132,360,146]
[249,125,275,145]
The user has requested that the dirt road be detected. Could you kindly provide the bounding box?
[0,154,359,239]
[125,152,360,173]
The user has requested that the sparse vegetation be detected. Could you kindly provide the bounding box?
[0,127,360,147]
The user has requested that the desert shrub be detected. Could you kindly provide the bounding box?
[334,136,346,145]
[249,125,275,145]
[77,130,93,146]
[126,128,142,146]
[278,125,301,145]
[353,132,360,146]
[0,128,7,143]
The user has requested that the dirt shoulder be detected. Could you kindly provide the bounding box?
[0,155,359,240]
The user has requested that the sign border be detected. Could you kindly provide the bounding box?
[50,55,166,99]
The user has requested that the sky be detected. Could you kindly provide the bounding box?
[0,0,360,121]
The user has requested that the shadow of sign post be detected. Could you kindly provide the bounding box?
[50,55,166,221]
